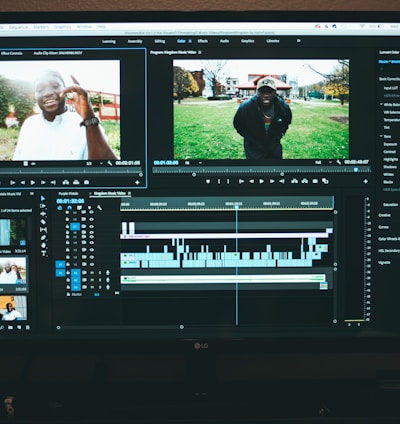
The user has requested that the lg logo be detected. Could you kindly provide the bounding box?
[193,342,209,350]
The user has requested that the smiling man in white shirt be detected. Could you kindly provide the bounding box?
[13,70,117,161]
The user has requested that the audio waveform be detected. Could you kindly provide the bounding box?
[121,230,331,269]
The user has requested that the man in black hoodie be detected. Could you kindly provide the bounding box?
[233,76,292,159]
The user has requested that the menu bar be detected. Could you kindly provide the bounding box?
[0,22,400,37]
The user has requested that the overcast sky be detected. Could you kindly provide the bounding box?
[174,59,343,86]
[0,60,120,94]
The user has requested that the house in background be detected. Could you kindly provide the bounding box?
[236,73,293,98]
[225,76,240,96]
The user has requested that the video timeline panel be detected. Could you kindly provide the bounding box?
[119,196,336,328]
[118,195,336,329]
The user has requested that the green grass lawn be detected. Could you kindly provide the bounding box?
[174,97,349,159]
[0,120,120,160]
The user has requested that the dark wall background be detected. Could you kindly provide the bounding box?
[0,0,399,12]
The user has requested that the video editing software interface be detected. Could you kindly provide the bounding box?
[0,11,398,342]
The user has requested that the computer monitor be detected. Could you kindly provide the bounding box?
[0,10,397,354]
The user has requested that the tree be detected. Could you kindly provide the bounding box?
[324,60,349,105]
[0,76,11,128]
[0,77,36,128]
[10,80,35,126]
[90,93,113,113]
[190,70,205,97]
[201,60,228,97]
[307,60,349,105]
[10,219,27,245]
[173,66,199,103]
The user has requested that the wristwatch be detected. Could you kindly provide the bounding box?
[80,117,100,127]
